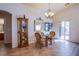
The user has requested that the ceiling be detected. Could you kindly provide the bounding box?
[23,3,75,13]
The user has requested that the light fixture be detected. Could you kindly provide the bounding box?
[44,1,54,18]
[65,3,71,7]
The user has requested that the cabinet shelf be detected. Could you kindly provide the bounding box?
[17,16,29,48]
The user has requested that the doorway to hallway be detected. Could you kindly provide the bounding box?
[0,10,12,48]
[0,18,4,48]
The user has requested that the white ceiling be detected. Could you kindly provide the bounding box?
[23,3,75,13]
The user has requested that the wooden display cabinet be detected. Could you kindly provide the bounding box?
[17,16,29,48]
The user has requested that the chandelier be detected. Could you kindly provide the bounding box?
[44,2,54,18]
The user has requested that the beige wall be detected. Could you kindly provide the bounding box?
[0,3,37,48]
[55,4,79,43]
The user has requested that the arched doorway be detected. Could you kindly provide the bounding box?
[0,10,12,48]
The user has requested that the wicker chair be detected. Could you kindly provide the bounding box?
[49,31,56,45]
[35,32,43,49]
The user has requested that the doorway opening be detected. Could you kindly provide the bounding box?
[0,10,12,48]
[0,18,4,48]
[59,21,70,41]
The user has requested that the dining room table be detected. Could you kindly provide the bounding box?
[41,33,52,47]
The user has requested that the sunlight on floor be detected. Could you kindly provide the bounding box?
[55,39,69,45]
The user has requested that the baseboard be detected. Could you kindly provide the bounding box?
[63,40,79,44]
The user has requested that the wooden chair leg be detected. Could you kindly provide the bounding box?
[45,39,48,47]
[49,39,52,45]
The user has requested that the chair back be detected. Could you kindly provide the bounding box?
[35,32,43,49]
[35,32,41,42]
[49,31,56,38]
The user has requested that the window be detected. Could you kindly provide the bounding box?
[34,18,53,32]
[35,25,41,31]
[45,22,52,31]
[59,21,70,40]
[34,19,43,31]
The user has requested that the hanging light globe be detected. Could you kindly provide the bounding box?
[45,9,54,18]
